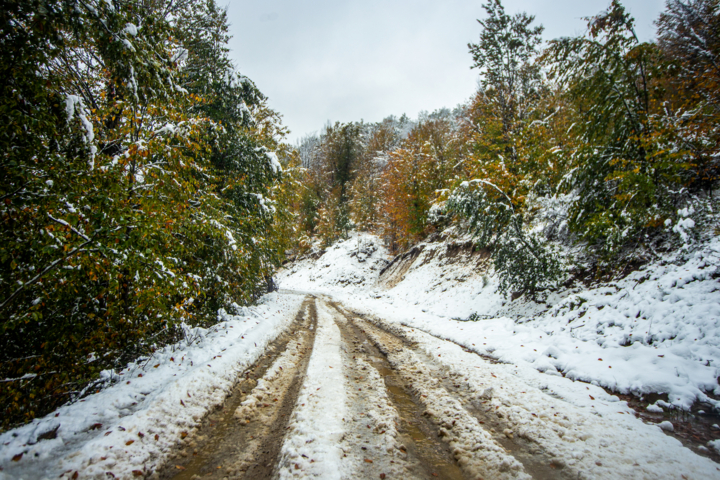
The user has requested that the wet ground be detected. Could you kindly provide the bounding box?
[154,295,720,480]
[159,298,317,479]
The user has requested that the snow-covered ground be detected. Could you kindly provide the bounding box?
[284,233,389,293]
[278,231,720,435]
[0,293,304,480]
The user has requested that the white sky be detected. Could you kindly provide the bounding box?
[225,0,665,143]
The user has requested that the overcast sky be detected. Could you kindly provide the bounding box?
[225,0,665,143]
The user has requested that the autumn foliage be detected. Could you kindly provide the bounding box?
[1,0,290,430]
[292,0,719,289]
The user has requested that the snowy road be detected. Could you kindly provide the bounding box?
[4,289,718,479]
[4,245,719,479]
[156,294,720,480]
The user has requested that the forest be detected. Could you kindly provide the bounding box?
[291,0,719,295]
[1,0,718,433]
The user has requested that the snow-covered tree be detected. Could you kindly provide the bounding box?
[0,0,289,431]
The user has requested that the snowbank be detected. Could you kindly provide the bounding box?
[0,292,305,480]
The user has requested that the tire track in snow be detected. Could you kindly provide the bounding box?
[275,300,349,478]
[350,313,530,480]
[160,297,316,480]
[331,303,462,479]
[364,313,720,480]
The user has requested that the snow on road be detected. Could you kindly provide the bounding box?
[279,232,720,413]
[369,315,720,479]
[276,301,348,478]
[356,315,530,480]
[278,231,720,477]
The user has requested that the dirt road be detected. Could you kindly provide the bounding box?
[157,295,720,480]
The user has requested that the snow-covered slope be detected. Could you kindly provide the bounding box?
[281,232,390,292]
[278,231,720,416]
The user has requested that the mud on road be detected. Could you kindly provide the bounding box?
[158,298,317,480]
[158,296,480,480]
[155,295,719,480]
[156,296,580,479]
[332,303,573,480]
